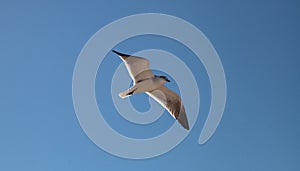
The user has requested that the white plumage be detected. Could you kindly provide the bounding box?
[112,50,189,130]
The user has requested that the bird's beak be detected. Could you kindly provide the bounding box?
[166,79,171,82]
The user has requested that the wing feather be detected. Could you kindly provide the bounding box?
[147,86,189,130]
[113,50,154,83]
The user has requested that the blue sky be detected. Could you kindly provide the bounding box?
[1,0,299,170]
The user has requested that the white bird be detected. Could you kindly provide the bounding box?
[112,50,189,130]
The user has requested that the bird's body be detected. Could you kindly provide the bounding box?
[119,76,167,98]
[112,50,189,130]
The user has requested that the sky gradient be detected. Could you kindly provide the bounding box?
[1,1,299,170]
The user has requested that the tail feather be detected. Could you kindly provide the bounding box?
[118,90,131,99]
[119,91,128,99]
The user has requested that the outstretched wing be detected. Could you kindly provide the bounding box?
[112,50,154,83]
[147,86,189,130]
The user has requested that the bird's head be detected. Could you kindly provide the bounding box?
[158,75,170,82]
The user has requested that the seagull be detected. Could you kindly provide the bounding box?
[112,50,189,130]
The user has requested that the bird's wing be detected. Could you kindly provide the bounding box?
[112,50,154,83]
[147,86,189,130]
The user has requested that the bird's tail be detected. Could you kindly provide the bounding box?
[118,91,129,99]
[118,88,136,99]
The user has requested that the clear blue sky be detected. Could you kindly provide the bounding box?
[1,0,299,170]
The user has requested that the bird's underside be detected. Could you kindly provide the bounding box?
[112,50,189,130]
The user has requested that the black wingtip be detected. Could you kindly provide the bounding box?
[112,50,131,57]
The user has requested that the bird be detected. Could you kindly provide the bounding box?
[112,50,189,130]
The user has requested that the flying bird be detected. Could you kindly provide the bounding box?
[112,50,189,130]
